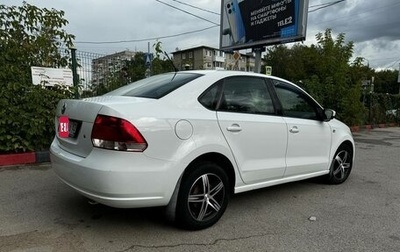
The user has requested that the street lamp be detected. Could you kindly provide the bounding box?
[368,76,375,124]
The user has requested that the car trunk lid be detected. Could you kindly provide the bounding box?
[54,96,147,158]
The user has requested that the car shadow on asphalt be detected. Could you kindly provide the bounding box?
[53,177,335,231]
[52,189,175,231]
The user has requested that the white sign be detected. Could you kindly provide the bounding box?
[31,66,73,87]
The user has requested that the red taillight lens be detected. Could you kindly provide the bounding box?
[91,115,147,152]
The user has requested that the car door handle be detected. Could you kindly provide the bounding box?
[290,126,299,133]
[227,124,242,132]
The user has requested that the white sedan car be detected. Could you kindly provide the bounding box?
[50,70,354,230]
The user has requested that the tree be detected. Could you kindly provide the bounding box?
[0,2,75,152]
[373,70,399,94]
[264,29,365,126]
[306,30,365,126]
[264,44,292,79]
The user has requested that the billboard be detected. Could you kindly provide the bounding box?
[220,0,309,51]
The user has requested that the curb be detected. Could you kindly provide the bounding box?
[350,123,399,132]
[0,151,50,166]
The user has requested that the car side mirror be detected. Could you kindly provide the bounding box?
[324,109,336,121]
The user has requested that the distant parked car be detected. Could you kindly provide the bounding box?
[50,70,355,230]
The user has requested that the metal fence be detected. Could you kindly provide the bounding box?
[60,47,106,92]
[62,48,138,97]
[75,50,106,91]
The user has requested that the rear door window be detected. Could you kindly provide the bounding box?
[218,77,275,114]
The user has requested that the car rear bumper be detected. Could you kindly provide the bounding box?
[50,138,179,208]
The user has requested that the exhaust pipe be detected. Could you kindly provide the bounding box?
[88,199,99,205]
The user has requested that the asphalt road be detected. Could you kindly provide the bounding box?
[1,127,400,252]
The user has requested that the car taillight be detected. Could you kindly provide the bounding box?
[91,115,147,152]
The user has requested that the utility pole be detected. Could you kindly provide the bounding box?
[398,63,400,94]
[369,76,375,124]
[145,42,151,78]
[253,47,263,74]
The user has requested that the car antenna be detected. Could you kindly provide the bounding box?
[163,51,179,73]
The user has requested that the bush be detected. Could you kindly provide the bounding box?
[0,83,73,153]
[366,93,400,125]
[0,2,75,153]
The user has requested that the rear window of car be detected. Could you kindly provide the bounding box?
[106,72,202,99]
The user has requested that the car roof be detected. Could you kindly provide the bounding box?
[180,70,300,87]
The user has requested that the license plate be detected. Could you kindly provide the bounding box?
[58,116,69,138]
[68,120,79,138]
[58,116,80,138]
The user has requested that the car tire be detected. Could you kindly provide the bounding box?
[176,161,230,230]
[326,144,353,184]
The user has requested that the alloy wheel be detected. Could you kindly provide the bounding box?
[187,173,225,222]
[332,149,351,180]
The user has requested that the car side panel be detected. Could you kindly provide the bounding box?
[283,117,332,177]
[217,112,288,183]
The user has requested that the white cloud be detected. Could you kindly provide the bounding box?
[6,0,400,69]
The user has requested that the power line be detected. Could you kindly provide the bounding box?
[367,56,400,62]
[74,25,218,44]
[385,58,400,69]
[309,0,345,13]
[309,0,344,9]
[171,0,220,15]
[154,0,219,26]
[311,1,400,24]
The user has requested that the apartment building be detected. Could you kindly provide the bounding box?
[172,46,255,72]
[92,50,136,87]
